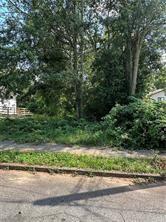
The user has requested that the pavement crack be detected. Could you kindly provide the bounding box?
[119,212,126,222]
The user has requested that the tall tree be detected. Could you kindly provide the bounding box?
[0,0,165,119]
[117,0,165,95]
[0,0,93,117]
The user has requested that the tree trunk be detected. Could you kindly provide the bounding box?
[73,1,83,119]
[78,0,84,119]
[131,42,141,95]
[73,35,80,119]
[125,40,133,96]
[127,34,142,96]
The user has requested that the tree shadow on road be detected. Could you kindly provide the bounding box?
[33,181,166,206]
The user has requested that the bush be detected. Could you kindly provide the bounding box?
[0,99,165,150]
[0,116,103,145]
[103,98,166,150]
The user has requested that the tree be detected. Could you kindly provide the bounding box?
[0,1,69,114]
[155,67,166,89]
[0,0,91,117]
[0,0,97,118]
[0,0,165,119]
[85,49,128,120]
[85,0,165,119]
[117,0,165,95]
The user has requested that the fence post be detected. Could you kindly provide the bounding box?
[7,107,9,117]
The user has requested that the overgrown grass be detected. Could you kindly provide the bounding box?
[0,116,104,146]
[0,108,165,150]
[0,151,165,174]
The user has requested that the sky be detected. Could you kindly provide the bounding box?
[0,0,8,25]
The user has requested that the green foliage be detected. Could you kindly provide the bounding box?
[0,116,103,146]
[136,42,164,96]
[0,1,165,151]
[85,49,128,119]
[0,0,165,118]
[103,99,166,149]
[0,151,165,174]
[154,67,166,90]
[0,99,165,151]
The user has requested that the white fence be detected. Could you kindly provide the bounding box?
[0,107,32,116]
[0,106,16,115]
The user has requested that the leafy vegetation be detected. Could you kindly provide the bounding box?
[0,99,165,150]
[0,0,165,119]
[0,151,165,174]
[0,1,165,153]
[103,98,166,149]
[0,116,103,145]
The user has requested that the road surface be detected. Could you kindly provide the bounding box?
[0,170,165,222]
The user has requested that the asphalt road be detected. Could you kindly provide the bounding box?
[0,170,165,222]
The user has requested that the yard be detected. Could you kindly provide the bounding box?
[0,114,165,175]
[0,98,165,150]
[0,116,104,146]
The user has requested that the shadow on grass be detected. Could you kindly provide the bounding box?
[33,181,166,206]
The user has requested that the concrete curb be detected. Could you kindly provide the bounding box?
[0,163,165,180]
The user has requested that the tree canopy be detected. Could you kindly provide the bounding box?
[0,0,165,119]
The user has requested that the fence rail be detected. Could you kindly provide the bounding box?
[0,106,16,115]
[0,106,32,116]
[16,108,32,116]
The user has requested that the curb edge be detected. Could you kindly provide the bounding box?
[0,163,165,180]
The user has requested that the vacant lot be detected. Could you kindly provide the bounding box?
[0,105,165,150]
[0,117,105,146]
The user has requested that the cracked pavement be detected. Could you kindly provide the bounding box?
[0,170,165,222]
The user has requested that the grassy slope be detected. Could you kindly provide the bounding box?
[0,151,165,174]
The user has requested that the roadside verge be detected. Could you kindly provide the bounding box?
[0,151,165,179]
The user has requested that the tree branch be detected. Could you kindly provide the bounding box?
[8,0,28,15]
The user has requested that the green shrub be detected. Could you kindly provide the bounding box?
[103,98,166,150]
[0,116,103,145]
[0,100,165,150]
